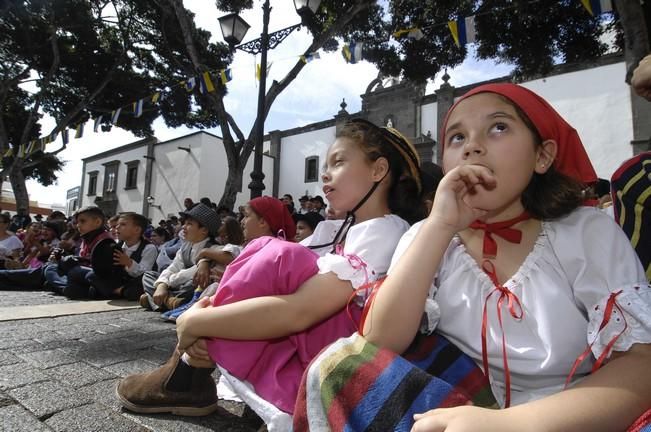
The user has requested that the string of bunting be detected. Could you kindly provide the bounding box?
[1,0,614,166]
[392,0,613,47]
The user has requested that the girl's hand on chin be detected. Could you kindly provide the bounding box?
[411,406,518,432]
[427,165,496,232]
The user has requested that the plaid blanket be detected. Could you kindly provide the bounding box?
[293,332,498,432]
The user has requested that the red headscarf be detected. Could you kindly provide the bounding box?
[440,83,597,185]
[248,196,296,241]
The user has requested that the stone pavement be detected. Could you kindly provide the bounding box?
[0,290,263,432]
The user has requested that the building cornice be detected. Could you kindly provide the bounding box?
[82,131,223,163]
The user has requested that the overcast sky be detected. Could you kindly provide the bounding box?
[26,0,513,207]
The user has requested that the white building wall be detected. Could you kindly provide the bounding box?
[420,101,438,141]
[277,126,335,202]
[146,132,274,219]
[195,133,274,210]
[79,144,148,212]
[519,61,632,179]
[149,134,204,219]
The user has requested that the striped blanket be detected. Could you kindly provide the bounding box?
[293,332,498,432]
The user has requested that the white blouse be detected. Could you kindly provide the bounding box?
[301,214,410,290]
[390,207,651,407]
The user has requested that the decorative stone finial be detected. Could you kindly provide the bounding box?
[337,98,349,116]
[442,69,451,85]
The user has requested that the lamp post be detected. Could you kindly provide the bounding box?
[218,0,321,199]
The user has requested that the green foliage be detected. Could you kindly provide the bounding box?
[21,152,65,186]
[353,0,620,82]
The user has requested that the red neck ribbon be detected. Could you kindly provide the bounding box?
[470,211,532,258]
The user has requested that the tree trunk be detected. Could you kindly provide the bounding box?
[615,0,650,82]
[218,160,242,210]
[9,159,30,213]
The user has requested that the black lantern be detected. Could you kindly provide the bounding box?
[293,0,322,16]
[218,13,251,46]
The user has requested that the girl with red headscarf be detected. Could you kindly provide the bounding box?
[117,121,426,429]
[294,84,651,431]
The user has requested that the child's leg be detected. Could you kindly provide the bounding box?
[62,266,92,299]
[0,267,44,290]
[140,270,160,310]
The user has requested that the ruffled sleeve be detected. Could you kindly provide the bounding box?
[548,207,651,360]
[317,215,409,290]
[387,221,442,334]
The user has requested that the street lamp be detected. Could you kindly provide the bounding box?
[146,195,161,210]
[218,0,322,199]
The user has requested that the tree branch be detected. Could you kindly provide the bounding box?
[241,0,373,162]
[18,11,61,147]
[167,0,239,149]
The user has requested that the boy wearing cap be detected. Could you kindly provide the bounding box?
[140,203,221,311]
[309,195,326,218]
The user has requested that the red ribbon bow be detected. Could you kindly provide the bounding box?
[470,211,531,258]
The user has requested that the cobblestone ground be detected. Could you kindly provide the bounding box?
[0,291,262,432]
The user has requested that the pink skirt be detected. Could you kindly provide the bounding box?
[206,236,361,414]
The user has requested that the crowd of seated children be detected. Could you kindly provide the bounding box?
[140,203,222,312]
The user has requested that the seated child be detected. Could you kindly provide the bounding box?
[297,83,651,432]
[140,203,221,311]
[116,119,424,430]
[88,212,158,300]
[0,206,114,296]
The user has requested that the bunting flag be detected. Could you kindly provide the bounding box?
[3,147,13,158]
[25,140,36,155]
[75,122,84,139]
[17,144,25,158]
[184,77,196,92]
[111,107,122,125]
[133,99,144,117]
[580,0,612,15]
[342,41,364,64]
[199,71,215,93]
[393,27,425,40]
[62,128,69,145]
[220,68,233,85]
[300,52,321,63]
[49,131,58,143]
[448,15,476,47]
[94,115,103,132]
[38,139,46,152]
[151,92,160,103]
[255,62,273,81]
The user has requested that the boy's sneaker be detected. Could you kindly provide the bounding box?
[139,294,152,310]
[164,296,185,311]
[161,290,202,322]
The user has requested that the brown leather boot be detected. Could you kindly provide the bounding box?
[116,350,219,416]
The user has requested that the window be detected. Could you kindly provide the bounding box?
[102,160,120,196]
[87,171,98,196]
[125,160,139,190]
[305,156,319,183]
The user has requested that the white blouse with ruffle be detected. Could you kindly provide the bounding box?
[390,206,651,407]
[301,214,410,291]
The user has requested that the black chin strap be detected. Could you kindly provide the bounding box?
[308,171,388,252]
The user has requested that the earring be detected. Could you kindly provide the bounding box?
[541,163,545,168]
